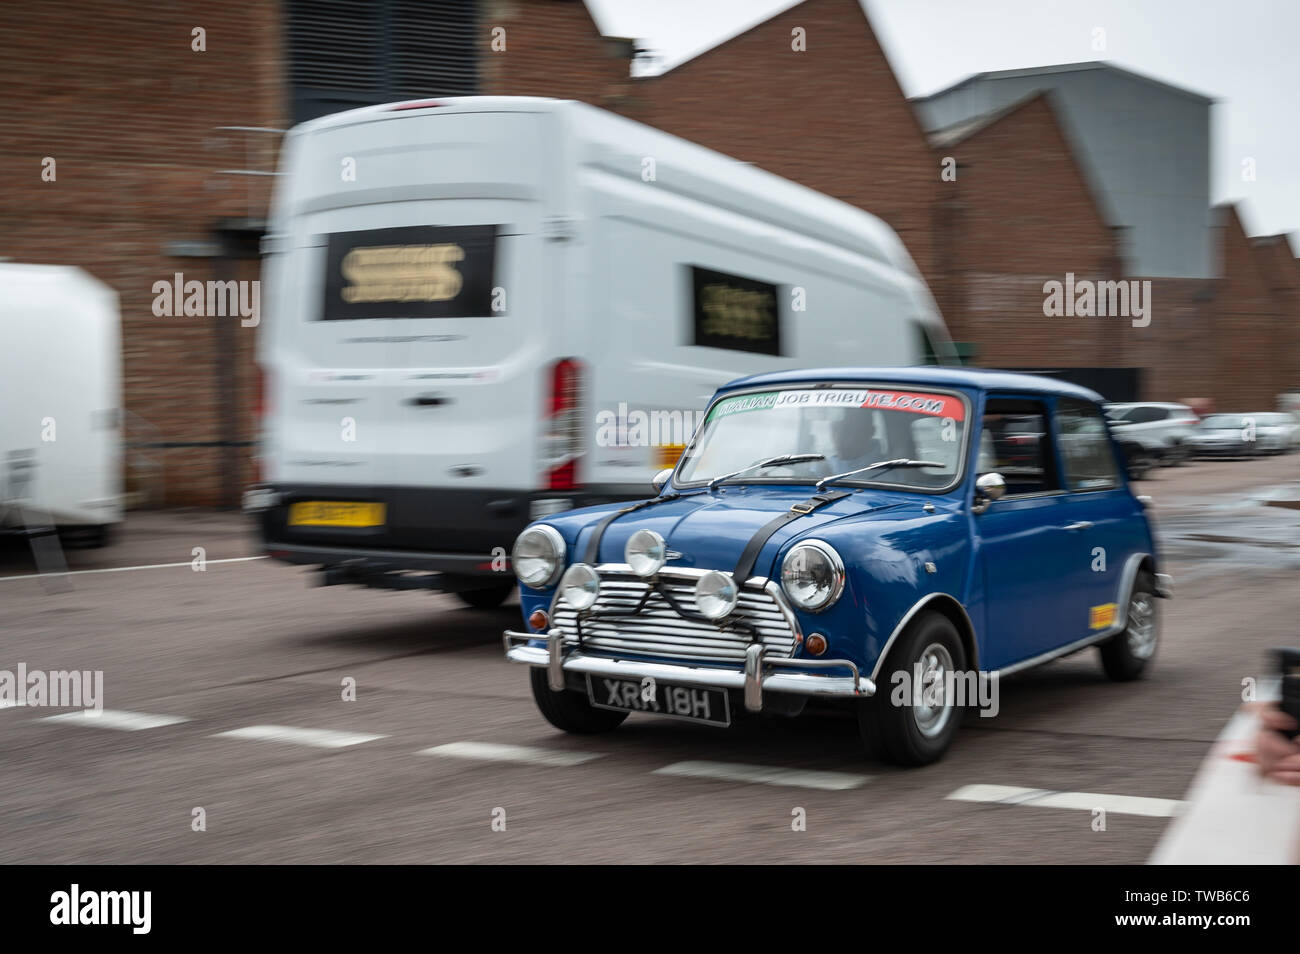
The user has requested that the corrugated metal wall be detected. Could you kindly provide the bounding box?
[914,65,1214,280]
[286,0,479,124]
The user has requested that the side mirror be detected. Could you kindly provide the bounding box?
[652,468,674,494]
[972,472,1006,514]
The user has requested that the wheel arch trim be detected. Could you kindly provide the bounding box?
[868,592,978,683]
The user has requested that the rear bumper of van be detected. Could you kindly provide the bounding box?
[251,482,643,582]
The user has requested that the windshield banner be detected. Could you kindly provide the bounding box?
[710,388,965,421]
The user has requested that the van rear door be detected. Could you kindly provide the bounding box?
[276,107,552,498]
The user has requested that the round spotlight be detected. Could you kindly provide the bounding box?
[559,562,600,611]
[694,570,739,620]
[625,528,667,577]
[528,608,550,631]
[805,633,828,656]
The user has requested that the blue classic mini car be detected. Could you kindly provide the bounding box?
[504,368,1172,765]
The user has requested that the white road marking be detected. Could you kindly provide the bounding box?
[947,783,1182,817]
[419,741,603,767]
[654,760,871,791]
[212,725,386,749]
[38,709,191,731]
[0,556,266,582]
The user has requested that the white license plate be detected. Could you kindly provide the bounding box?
[586,675,730,727]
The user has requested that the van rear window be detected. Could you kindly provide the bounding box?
[690,265,782,356]
[321,224,499,320]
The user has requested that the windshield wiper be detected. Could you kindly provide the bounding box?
[815,458,945,491]
[708,453,826,490]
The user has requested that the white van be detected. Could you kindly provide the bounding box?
[0,264,122,544]
[252,96,955,606]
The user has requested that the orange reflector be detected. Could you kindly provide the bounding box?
[528,609,550,631]
[806,633,828,656]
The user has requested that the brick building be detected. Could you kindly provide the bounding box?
[2,0,1295,505]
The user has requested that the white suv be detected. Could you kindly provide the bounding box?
[1104,402,1200,465]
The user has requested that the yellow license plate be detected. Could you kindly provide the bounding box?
[288,501,386,528]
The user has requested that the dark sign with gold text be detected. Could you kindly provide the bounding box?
[321,225,499,320]
[690,265,782,356]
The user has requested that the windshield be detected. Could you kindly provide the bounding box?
[1200,414,1244,429]
[676,385,970,491]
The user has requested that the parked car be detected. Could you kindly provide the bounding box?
[1250,412,1299,453]
[251,95,956,608]
[1113,435,1156,481]
[1186,413,1296,456]
[504,368,1172,766]
[1103,402,1199,465]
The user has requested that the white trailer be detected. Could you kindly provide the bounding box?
[252,95,955,604]
[0,264,123,543]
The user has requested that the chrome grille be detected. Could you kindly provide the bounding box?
[550,569,799,662]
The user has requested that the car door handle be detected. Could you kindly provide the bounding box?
[407,395,450,407]
[1062,521,1094,531]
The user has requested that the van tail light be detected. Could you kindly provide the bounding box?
[541,358,583,491]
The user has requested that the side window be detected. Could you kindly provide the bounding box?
[1057,398,1121,491]
[980,398,1061,495]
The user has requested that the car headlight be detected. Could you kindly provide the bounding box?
[780,540,845,612]
[694,570,738,620]
[625,528,667,577]
[559,562,600,610]
[511,525,565,588]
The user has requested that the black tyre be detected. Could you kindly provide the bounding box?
[858,611,966,766]
[529,668,628,734]
[1099,571,1159,681]
[454,581,515,609]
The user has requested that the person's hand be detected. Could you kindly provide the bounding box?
[1256,706,1300,785]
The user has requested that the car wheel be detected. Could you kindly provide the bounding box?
[1125,447,1154,480]
[858,611,966,766]
[454,581,516,609]
[529,668,628,734]
[1099,571,1159,681]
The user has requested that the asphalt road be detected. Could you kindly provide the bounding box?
[1,454,1297,863]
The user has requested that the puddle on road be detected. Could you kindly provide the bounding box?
[1155,481,1300,576]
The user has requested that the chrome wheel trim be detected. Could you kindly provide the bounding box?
[913,642,955,738]
[1126,591,1157,660]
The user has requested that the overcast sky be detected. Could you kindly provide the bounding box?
[586,0,1300,242]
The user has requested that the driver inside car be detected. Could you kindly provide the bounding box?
[829,409,889,473]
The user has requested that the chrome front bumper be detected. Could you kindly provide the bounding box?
[503,630,876,713]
